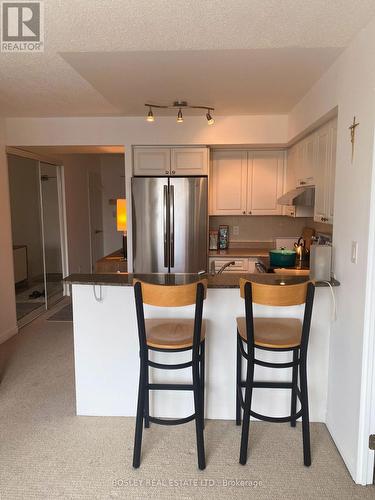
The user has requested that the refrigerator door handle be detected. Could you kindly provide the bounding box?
[163,185,169,268]
[170,184,175,268]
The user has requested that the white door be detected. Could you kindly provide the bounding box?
[314,123,330,222]
[171,148,208,175]
[248,151,284,215]
[88,172,104,272]
[210,150,247,215]
[133,148,171,175]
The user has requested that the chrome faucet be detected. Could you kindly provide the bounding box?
[216,261,236,275]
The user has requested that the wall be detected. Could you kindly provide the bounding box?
[8,155,44,279]
[288,16,375,484]
[100,154,125,255]
[0,120,17,342]
[209,216,313,245]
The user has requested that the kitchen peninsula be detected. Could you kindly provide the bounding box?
[66,272,338,422]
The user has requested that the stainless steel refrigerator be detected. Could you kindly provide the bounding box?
[132,177,208,273]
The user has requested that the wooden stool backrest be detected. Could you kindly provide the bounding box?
[239,278,309,306]
[133,279,208,307]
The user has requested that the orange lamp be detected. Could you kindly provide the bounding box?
[117,199,127,259]
[116,199,127,233]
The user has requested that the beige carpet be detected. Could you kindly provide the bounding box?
[0,303,373,500]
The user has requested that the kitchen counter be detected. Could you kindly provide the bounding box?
[64,272,339,288]
[208,247,270,258]
[69,271,337,421]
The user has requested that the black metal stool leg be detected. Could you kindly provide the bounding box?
[239,349,254,465]
[290,349,298,427]
[193,358,206,470]
[133,354,147,468]
[236,333,242,426]
[300,359,311,466]
[200,341,205,427]
[144,362,150,428]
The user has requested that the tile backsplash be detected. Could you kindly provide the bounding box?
[209,215,331,246]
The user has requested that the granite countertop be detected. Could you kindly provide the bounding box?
[64,272,339,288]
[208,247,270,258]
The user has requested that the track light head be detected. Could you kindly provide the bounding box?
[146,107,154,122]
[206,111,214,125]
[177,108,183,123]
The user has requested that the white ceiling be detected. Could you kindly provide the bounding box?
[1,0,375,117]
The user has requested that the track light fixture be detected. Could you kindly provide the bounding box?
[145,101,215,125]
[146,106,154,122]
[206,111,214,125]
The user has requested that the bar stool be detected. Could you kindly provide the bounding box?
[133,279,207,470]
[236,279,315,466]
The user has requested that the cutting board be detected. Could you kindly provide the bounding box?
[302,227,315,251]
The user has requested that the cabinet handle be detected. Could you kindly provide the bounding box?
[172,170,176,175]
[242,211,246,215]
[165,170,169,174]
[300,181,306,185]
[248,211,252,215]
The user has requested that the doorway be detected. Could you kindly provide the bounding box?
[8,154,64,324]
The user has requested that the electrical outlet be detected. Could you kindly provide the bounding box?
[351,241,358,264]
[233,225,239,236]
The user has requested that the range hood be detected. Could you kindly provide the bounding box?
[277,186,315,206]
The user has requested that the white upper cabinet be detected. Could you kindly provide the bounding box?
[133,148,171,175]
[296,134,316,186]
[285,118,337,224]
[248,151,284,215]
[133,146,208,176]
[314,123,330,221]
[210,150,284,216]
[314,118,337,224]
[210,150,247,215]
[171,148,208,175]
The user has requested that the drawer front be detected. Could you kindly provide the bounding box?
[210,258,249,273]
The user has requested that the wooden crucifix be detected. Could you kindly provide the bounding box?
[349,116,359,162]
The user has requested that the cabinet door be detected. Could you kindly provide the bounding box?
[296,135,315,186]
[247,151,284,215]
[210,151,247,215]
[314,123,330,222]
[133,148,171,175]
[171,148,208,175]
[327,119,337,224]
[210,257,249,273]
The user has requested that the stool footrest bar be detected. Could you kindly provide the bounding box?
[250,409,303,423]
[148,414,196,426]
[148,383,193,391]
[254,359,299,369]
[240,381,294,389]
[148,360,193,370]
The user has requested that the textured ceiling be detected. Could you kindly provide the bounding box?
[1,0,375,117]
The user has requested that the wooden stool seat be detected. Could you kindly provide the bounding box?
[145,319,206,349]
[236,317,302,349]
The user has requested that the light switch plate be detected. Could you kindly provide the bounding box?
[351,241,358,264]
[233,225,239,236]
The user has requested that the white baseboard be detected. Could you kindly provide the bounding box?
[0,325,18,344]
